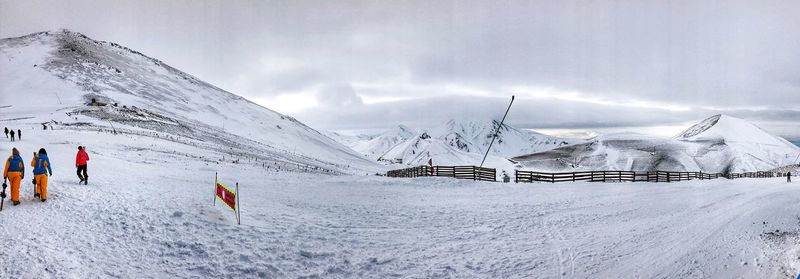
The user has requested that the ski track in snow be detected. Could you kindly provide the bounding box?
[1,129,800,278]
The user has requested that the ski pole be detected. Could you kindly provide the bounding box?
[1,178,7,211]
[33,152,37,197]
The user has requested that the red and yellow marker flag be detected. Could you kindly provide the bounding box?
[214,173,241,225]
[216,182,236,211]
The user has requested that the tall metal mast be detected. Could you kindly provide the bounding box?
[480,95,515,168]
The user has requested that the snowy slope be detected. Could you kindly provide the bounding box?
[0,30,378,173]
[351,125,415,159]
[2,126,800,277]
[677,114,797,148]
[322,131,377,150]
[514,115,800,173]
[329,125,417,160]
[675,114,800,171]
[376,119,576,167]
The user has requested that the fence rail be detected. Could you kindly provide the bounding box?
[387,165,497,182]
[388,166,786,184]
[515,170,775,183]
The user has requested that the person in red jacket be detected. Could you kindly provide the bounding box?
[76,146,90,185]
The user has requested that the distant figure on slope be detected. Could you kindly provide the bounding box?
[9,130,14,142]
[4,127,7,138]
[76,146,90,185]
[788,171,792,183]
[17,129,21,141]
[32,148,52,202]
[3,148,25,206]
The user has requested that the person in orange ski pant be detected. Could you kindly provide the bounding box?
[31,148,52,202]
[3,148,25,205]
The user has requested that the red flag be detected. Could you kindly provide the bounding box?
[428,159,432,166]
[216,182,236,211]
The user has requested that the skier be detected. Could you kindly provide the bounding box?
[76,146,90,185]
[3,148,25,206]
[17,129,21,141]
[3,127,7,138]
[789,171,793,183]
[9,129,14,142]
[32,148,52,202]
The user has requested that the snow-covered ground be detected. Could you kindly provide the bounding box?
[2,127,800,278]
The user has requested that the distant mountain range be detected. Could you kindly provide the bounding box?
[513,115,800,173]
[329,119,579,167]
[331,115,800,174]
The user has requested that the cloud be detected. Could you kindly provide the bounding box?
[2,0,799,134]
[316,83,363,108]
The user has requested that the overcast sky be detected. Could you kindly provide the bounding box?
[2,0,799,139]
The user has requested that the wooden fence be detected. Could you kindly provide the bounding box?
[515,170,774,183]
[388,166,780,184]
[387,165,497,182]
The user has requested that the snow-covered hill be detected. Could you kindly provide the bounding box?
[374,119,577,167]
[350,125,415,160]
[323,131,377,149]
[325,125,416,160]
[514,115,800,173]
[0,30,379,173]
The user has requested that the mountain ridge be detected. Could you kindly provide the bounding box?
[514,115,799,173]
[0,29,379,173]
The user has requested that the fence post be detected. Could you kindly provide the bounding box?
[236,182,241,225]
[473,166,477,181]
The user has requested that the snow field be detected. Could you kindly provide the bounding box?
[2,128,800,278]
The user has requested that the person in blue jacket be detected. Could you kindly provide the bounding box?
[3,148,24,205]
[32,148,52,202]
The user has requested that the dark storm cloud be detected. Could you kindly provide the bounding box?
[2,0,799,134]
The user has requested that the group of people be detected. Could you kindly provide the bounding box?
[4,127,21,142]
[2,146,90,206]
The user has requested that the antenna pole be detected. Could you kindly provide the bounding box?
[480,95,515,168]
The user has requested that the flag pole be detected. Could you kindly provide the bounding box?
[213,172,217,206]
[236,182,241,225]
[480,95,515,168]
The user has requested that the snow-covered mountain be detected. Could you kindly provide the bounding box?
[323,125,415,160]
[675,114,800,172]
[513,114,800,173]
[0,30,379,173]
[349,125,416,159]
[370,119,576,166]
[323,131,377,148]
